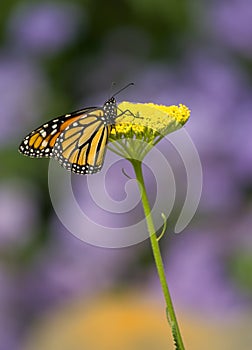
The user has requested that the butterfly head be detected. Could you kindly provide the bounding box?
[104,97,117,123]
[103,83,134,124]
[105,96,116,105]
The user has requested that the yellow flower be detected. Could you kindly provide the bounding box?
[24,293,174,350]
[109,101,190,160]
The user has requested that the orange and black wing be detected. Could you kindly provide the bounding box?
[18,107,97,159]
[53,109,112,174]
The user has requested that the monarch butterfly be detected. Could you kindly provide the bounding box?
[18,84,133,175]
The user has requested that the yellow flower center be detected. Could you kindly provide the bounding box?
[110,102,190,139]
[109,101,190,160]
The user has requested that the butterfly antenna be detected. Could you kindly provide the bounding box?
[109,82,116,99]
[112,82,134,98]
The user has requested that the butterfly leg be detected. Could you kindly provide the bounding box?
[117,108,143,122]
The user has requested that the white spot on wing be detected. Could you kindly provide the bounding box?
[42,140,48,147]
[51,129,58,135]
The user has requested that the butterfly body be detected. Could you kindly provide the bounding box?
[19,97,117,174]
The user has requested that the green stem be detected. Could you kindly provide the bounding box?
[131,159,185,350]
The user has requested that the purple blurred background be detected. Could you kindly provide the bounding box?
[1,0,252,349]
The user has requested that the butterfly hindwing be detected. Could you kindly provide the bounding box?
[52,110,112,174]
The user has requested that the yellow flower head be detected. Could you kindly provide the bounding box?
[109,101,190,160]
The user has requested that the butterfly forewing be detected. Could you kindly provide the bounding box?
[18,97,117,175]
[18,107,96,158]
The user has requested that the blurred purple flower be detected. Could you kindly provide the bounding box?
[200,157,243,213]
[208,0,252,57]
[136,52,249,155]
[0,56,48,146]
[7,3,84,55]
[0,268,21,350]
[18,219,134,314]
[225,98,252,183]
[150,230,250,316]
[16,147,158,315]
[0,180,39,247]
[72,159,149,229]
[0,316,19,350]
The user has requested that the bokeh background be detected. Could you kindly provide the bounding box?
[1,0,252,349]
